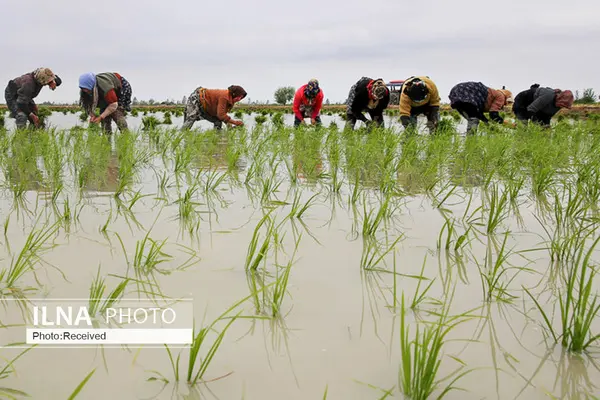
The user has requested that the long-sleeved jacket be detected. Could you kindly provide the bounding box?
[201,88,236,123]
[95,73,123,109]
[7,72,43,115]
[448,81,509,123]
[526,87,560,116]
[399,76,440,117]
[347,77,390,122]
[293,84,323,120]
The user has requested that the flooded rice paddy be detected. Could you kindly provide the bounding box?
[0,110,600,399]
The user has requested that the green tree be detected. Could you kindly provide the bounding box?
[574,88,597,104]
[274,86,295,105]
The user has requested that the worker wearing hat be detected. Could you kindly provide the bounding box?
[4,67,61,129]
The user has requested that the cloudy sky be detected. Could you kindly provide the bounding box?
[2,0,598,104]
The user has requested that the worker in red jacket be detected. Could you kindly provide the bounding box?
[293,79,323,127]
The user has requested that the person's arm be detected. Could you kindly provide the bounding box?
[488,92,505,123]
[217,97,234,124]
[292,89,304,121]
[311,91,323,120]
[399,92,412,127]
[527,89,555,114]
[93,89,119,121]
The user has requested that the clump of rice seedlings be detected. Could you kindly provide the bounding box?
[0,346,36,398]
[148,292,267,386]
[142,116,161,130]
[360,234,403,270]
[476,233,532,303]
[116,225,199,300]
[87,266,129,320]
[359,194,392,239]
[269,234,301,317]
[162,111,173,125]
[130,109,139,117]
[245,212,275,272]
[287,190,319,220]
[435,118,456,135]
[272,112,284,127]
[255,115,267,125]
[409,255,438,311]
[397,291,475,400]
[173,181,203,235]
[78,111,88,122]
[0,220,61,299]
[258,162,283,205]
[436,214,472,252]
[525,234,600,352]
[535,188,592,264]
[481,183,510,235]
[36,106,53,128]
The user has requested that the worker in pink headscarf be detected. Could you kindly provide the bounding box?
[512,84,574,127]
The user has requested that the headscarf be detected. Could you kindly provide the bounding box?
[498,89,513,103]
[368,79,388,100]
[555,89,574,109]
[304,79,320,99]
[34,68,56,85]
[78,73,98,115]
[405,79,428,101]
[78,73,96,90]
[228,85,247,100]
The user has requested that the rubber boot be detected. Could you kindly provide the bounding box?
[466,118,479,135]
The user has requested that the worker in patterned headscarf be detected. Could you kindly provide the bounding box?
[448,82,513,134]
[512,84,574,127]
[293,79,324,127]
[345,77,390,130]
[4,67,61,129]
[399,76,441,134]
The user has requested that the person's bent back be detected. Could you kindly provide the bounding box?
[182,85,247,130]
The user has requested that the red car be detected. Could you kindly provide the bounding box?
[386,80,405,105]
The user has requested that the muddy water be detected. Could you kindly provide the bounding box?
[1,111,458,132]
[0,115,599,400]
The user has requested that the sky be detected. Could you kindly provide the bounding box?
[1,0,598,105]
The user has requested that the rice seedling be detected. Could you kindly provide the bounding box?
[148,291,270,386]
[397,289,476,400]
[245,211,276,272]
[476,233,533,303]
[66,368,96,400]
[87,266,129,319]
[287,190,319,220]
[0,219,61,298]
[525,234,600,352]
[0,345,36,398]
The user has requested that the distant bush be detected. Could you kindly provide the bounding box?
[574,88,597,104]
[274,86,295,105]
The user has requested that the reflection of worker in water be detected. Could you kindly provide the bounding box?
[292,133,323,182]
[84,153,119,193]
